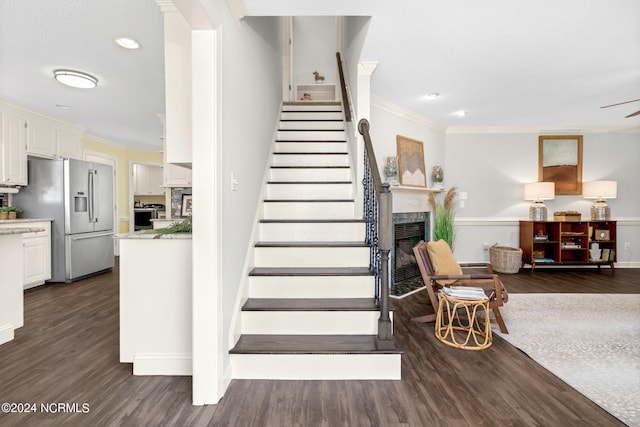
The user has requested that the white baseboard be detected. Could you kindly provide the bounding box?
[0,323,15,345]
[133,353,192,376]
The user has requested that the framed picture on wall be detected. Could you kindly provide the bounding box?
[538,135,583,195]
[396,135,426,188]
[181,194,192,217]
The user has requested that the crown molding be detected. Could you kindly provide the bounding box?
[370,95,447,133]
[155,0,178,12]
[447,125,640,134]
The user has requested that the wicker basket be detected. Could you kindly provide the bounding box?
[490,245,523,274]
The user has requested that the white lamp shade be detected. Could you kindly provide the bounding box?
[583,181,617,199]
[524,182,555,201]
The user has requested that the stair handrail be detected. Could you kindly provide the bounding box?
[358,119,396,350]
[336,52,353,123]
[337,51,395,350]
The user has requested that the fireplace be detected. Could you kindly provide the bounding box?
[391,212,430,287]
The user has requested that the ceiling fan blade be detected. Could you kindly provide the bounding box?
[625,110,640,118]
[600,98,640,109]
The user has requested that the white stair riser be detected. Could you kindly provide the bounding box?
[266,183,353,200]
[263,202,356,219]
[269,168,351,182]
[241,311,389,335]
[259,222,365,242]
[282,104,341,112]
[279,121,344,131]
[281,112,343,121]
[249,275,375,299]
[254,246,369,268]
[276,130,346,141]
[272,154,349,167]
[274,142,347,153]
[231,354,401,380]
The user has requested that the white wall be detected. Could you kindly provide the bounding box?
[367,100,640,266]
[370,103,446,186]
[446,130,640,264]
[343,16,371,118]
[218,13,283,379]
[292,17,337,89]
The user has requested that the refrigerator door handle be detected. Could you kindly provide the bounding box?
[71,231,114,241]
[88,169,97,223]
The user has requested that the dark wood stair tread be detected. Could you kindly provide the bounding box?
[270,166,349,169]
[283,101,341,106]
[259,219,364,224]
[255,241,367,248]
[275,140,347,143]
[249,267,373,276]
[263,199,354,203]
[272,152,348,155]
[267,181,352,184]
[230,334,401,354]
[242,298,381,311]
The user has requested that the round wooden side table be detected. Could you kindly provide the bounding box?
[435,292,492,350]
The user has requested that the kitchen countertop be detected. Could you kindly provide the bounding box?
[0,227,45,235]
[0,218,53,224]
[117,231,192,240]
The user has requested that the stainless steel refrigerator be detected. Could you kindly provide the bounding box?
[14,158,115,282]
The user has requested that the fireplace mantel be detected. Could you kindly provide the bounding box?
[390,186,443,213]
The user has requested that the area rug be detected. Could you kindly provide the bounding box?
[494,293,640,426]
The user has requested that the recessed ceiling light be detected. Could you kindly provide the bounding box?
[454,110,467,117]
[116,37,140,49]
[426,93,440,100]
[53,69,98,89]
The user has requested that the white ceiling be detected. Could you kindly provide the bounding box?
[0,0,165,150]
[1,0,639,152]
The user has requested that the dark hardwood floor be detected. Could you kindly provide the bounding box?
[0,263,637,426]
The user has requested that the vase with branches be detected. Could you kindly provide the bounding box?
[428,187,457,249]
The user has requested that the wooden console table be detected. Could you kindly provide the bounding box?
[519,220,617,271]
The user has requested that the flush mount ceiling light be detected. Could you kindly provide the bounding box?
[53,69,98,89]
[454,110,466,117]
[426,93,440,100]
[116,37,140,49]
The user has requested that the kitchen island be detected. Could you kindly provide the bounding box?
[0,225,45,345]
[118,231,192,375]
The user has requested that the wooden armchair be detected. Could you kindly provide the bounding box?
[412,240,509,333]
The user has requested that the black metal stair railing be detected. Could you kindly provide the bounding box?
[357,119,395,350]
[337,51,395,350]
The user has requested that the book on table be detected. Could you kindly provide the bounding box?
[442,286,487,300]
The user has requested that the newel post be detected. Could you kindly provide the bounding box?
[376,183,395,349]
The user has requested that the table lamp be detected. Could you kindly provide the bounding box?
[583,181,617,220]
[524,182,555,221]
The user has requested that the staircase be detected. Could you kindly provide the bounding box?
[229,101,401,380]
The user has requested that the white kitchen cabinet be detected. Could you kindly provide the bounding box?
[163,12,192,167]
[164,163,192,187]
[134,164,164,195]
[0,221,51,289]
[22,221,52,289]
[0,111,28,186]
[26,119,83,159]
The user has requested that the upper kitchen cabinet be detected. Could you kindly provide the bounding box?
[164,163,192,187]
[0,111,28,185]
[163,12,192,167]
[134,163,164,195]
[159,115,192,188]
[26,118,83,160]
